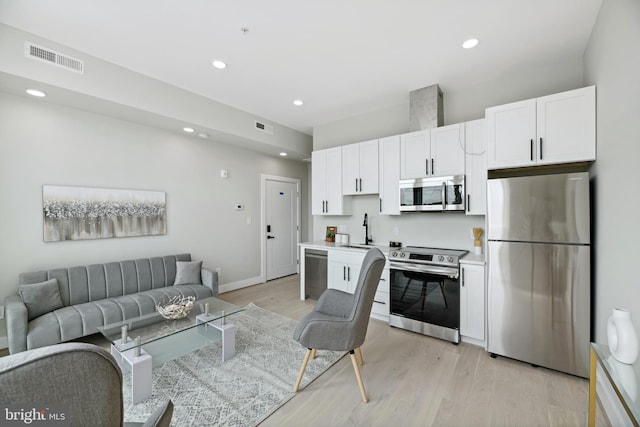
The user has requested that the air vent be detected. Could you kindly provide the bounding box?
[24,42,84,74]
[255,120,274,135]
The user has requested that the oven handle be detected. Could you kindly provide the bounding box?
[390,262,459,279]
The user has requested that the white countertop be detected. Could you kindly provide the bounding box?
[299,241,393,255]
[460,252,486,265]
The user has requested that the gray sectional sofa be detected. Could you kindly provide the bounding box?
[5,253,218,354]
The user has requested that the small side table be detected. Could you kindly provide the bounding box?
[589,343,639,426]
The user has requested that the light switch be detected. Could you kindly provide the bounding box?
[220,169,228,178]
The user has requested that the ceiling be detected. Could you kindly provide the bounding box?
[0,0,602,136]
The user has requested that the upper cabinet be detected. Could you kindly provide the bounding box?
[378,135,401,215]
[342,139,379,195]
[400,123,465,179]
[486,86,596,169]
[464,119,487,216]
[312,147,352,215]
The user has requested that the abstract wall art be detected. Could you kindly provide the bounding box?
[43,185,166,242]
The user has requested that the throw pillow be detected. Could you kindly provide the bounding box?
[18,278,64,321]
[174,261,202,285]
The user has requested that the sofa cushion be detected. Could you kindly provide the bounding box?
[173,261,202,285]
[19,278,64,321]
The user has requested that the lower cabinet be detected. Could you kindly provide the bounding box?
[328,250,365,294]
[371,265,390,321]
[460,262,485,344]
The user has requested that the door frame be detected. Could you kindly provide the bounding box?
[260,174,301,282]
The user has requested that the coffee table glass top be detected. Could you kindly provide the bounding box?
[98,296,242,352]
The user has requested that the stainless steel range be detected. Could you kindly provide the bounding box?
[388,246,467,343]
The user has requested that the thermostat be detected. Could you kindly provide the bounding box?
[235,204,244,210]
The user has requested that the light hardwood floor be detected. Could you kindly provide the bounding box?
[220,274,608,427]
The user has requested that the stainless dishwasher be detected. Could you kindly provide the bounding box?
[304,249,327,300]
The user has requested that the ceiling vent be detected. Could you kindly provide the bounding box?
[24,42,84,74]
[255,120,274,135]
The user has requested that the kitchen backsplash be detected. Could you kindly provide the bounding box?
[313,194,485,251]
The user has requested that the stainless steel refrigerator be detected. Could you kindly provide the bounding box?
[487,172,591,378]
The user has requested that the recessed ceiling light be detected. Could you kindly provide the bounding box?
[26,89,46,97]
[212,60,227,69]
[183,127,195,133]
[198,132,209,139]
[279,152,287,156]
[462,38,479,49]
[293,100,304,106]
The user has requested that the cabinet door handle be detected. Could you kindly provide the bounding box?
[467,194,470,212]
[461,269,465,287]
[379,198,382,213]
[425,159,429,175]
[431,159,435,175]
[325,200,328,213]
[359,178,362,192]
[539,137,543,160]
[530,139,534,161]
[343,266,346,281]
[348,267,351,282]
[374,300,386,305]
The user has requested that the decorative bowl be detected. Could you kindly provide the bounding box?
[157,295,195,320]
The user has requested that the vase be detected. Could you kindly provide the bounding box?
[607,308,639,364]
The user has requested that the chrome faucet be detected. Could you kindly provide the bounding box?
[363,213,370,245]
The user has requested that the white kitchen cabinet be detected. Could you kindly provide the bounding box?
[371,265,390,320]
[430,123,465,176]
[342,139,379,195]
[400,124,465,179]
[378,135,401,215]
[328,250,365,294]
[486,86,596,169]
[312,147,352,215]
[464,119,487,216]
[460,263,485,344]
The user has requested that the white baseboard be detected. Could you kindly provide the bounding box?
[219,276,264,294]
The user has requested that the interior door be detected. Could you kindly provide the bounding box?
[265,179,298,280]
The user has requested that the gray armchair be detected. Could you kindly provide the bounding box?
[293,247,385,403]
[0,342,173,427]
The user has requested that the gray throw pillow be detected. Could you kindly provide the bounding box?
[18,278,64,321]
[174,261,202,285]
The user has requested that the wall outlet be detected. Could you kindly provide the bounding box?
[0,305,4,320]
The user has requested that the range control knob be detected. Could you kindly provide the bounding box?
[391,251,398,257]
[438,255,444,262]
[401,252,406,258]
[447,256,454,263]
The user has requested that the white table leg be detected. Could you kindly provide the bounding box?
[196,314,237,361]
[111,340,153,404]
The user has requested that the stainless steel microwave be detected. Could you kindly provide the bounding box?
[399,175,465,212]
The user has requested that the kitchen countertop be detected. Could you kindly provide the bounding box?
[299,241,392,255]
[460,252,486,265]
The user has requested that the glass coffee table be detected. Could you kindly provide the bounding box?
[98,296,242,403]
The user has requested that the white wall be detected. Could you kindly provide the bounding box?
[584,0,640,342]
[0,92,310,340]
[311,57,584,251]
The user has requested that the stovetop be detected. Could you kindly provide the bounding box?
[388,246,468,267]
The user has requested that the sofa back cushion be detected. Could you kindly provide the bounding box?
[19,254,191,307]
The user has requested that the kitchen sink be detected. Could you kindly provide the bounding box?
[347,243,376,249]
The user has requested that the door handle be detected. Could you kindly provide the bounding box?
[530,139,534,161]
[267,236,275,239]
[539,137,543,160]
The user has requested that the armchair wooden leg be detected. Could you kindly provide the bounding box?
[294,349,312,392]
[356,347,364,365]
[311,349,317,359]
[350,351,369,403]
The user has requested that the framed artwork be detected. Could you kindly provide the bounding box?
[42,185,166,242]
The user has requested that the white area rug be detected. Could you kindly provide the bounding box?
[123,303,344,426]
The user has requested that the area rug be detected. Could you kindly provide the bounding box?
[123,303,345,426]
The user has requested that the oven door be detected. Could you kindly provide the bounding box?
[389,262,461,342]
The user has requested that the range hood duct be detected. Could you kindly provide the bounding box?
[409,84,443,131]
